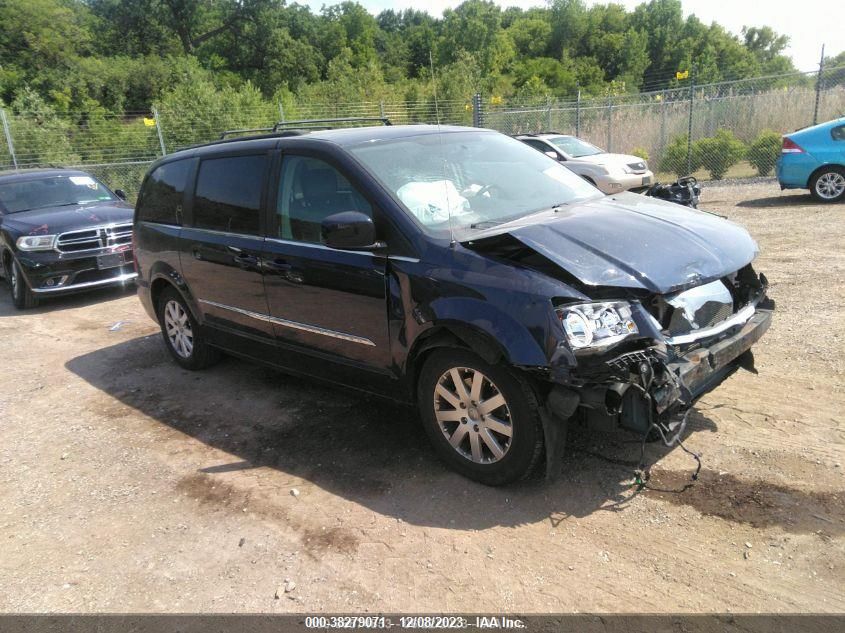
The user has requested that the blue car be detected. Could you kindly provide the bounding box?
[777,116,845,202]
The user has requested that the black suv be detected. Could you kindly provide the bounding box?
[133,123,773,485]
[0,168,135,308]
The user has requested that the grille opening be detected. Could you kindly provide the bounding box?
[56,223,133,253]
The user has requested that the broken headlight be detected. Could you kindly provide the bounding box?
[556,301,638,350]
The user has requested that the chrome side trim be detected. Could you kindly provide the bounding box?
[198,299,273,323]
[665,304,756,345]
[31,272,137,294]
[198,299,376,347]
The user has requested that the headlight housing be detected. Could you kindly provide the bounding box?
[556,301,639,350]
[16,235,57,251]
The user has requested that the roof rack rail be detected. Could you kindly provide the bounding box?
[219,116,391,140]
[219,126,274,139]
[271,116,392,131]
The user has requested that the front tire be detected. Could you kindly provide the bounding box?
[157,286,219,370]
[8,258,39,309]
[810,167,845,202]
[417,349,544,486]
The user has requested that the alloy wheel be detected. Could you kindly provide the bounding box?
[433,367,513,464]
[164,299,194,359]
[9,262,18,297]
[815,171,845,200]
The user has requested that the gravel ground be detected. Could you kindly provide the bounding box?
[0,182,843,613]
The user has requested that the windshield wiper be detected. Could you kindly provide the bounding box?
[13,201,84,213]
[470,220,502,229]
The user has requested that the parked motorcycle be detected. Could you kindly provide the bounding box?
[644,176,701,208]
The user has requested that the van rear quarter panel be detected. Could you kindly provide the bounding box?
[134,221,184,319]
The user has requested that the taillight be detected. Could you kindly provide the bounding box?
[781,137,805,154]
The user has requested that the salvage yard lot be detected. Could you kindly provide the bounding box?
[0,181,843,612]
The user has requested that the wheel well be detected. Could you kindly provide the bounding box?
[406,325,508,402]
[807,164,845,188]
[1,247,11,279]
[150,277,174,313]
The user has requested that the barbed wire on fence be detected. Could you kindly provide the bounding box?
[1,65,844,196]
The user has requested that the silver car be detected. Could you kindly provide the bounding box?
[516,133,654,194]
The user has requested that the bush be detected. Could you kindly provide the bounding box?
[632,147,649,160]
[659,135,699,177]
[693,129,746,180]
[746,130,782,176]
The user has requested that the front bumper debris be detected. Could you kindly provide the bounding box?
[554,303,774,436]
[669,307,772,403]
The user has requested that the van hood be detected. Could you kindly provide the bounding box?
[1,202,134,236]
[463,192,758,295]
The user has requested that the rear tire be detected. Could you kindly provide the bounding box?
[417,348,544,486]
[810,166,845,202]
[8,258,39,309]
[157,286,219,370]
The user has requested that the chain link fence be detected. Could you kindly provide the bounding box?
[485,66,845,181]
[1,66,843,198]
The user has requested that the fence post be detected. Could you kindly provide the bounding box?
[659,92,667,163]
[472,93,483,127]
[0,108,18,170]
[278,100,286,123]
[152,107,167,157]
[575,87,581,137]
[546,97,552,131]
[813,44,825,125]
[379,101,385,119]
[686,72,695,175]
[606,95,613,151]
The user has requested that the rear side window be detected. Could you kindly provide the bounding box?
[193,154,267,235]
[136,160,191,224]
[832,125,845,141]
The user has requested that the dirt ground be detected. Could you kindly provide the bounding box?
[0,181,843,613]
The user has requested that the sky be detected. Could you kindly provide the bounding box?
[300,0,842,72]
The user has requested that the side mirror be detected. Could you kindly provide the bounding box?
[321,211,383,250]
[544,151,559,160]
[114,189,127,201]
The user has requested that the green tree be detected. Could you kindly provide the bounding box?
[439,0,509,74]
[507,18,551,58]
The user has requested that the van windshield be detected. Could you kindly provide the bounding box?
[347,130,602,237]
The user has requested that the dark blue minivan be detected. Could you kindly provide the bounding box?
[133,123,773,485]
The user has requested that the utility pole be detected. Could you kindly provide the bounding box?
[686,67,695,176]
[813,44,825,126]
